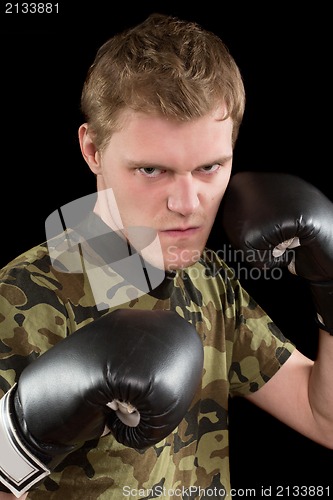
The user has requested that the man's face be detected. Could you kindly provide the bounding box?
[81,108,233,271]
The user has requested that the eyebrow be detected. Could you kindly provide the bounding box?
[126,155,233,170]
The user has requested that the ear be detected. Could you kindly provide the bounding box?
[78,124,101,174]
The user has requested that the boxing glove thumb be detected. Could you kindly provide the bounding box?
[221,171,333,333]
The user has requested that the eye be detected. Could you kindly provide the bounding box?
[138,167,165,178]
[198,164,221,174]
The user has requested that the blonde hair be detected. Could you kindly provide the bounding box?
[81,13,245,151]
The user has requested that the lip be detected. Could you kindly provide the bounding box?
[160,227,201,237]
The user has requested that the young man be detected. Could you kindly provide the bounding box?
[1,13,333,499]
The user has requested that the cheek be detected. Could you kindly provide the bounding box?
[205,188,225,211]
[113,186,157,224]
[209,174,231,204]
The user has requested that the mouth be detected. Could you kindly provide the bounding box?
[160,226,201,237]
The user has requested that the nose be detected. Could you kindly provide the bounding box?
[167,174,200,216]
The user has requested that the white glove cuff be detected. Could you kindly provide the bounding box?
[0,385,50,498]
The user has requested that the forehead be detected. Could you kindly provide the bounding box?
[110,108,234,158]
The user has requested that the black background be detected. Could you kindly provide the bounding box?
[1,2,332,497]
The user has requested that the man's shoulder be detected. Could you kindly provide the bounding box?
[0,242,50,276]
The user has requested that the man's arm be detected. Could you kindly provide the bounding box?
[0,309,203,497]
[222,171,333,447]
[0,493,27,500]
[246,333,333,448]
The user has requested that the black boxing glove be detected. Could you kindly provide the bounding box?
[222,171,333,333]
[0,309,203,497]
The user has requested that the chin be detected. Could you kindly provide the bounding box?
[164,244,205,271]
[164,255,203,273]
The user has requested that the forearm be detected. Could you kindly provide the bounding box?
[0,493,28,500]
[308,329,333,446]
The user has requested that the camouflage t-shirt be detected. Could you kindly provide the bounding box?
[0,213,295,499]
